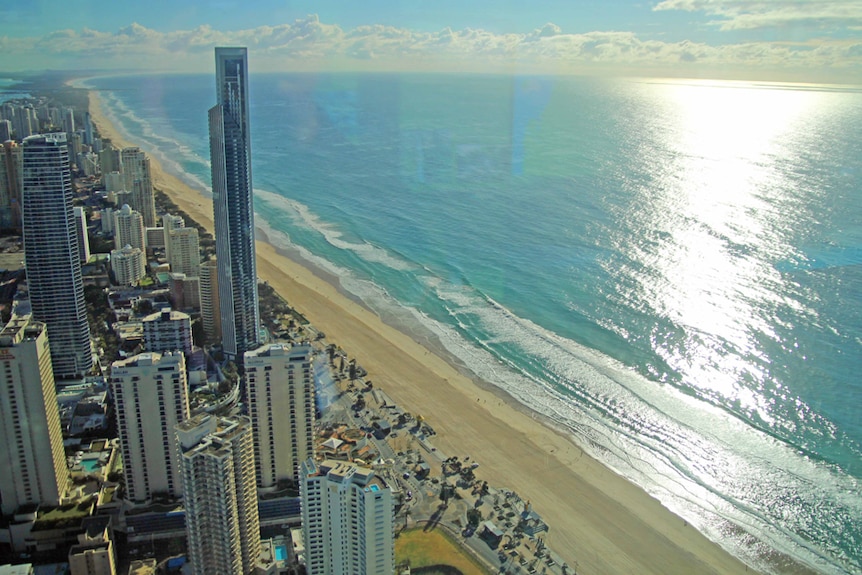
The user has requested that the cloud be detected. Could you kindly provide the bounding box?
[2,15,861,82]
[653,0,862,31]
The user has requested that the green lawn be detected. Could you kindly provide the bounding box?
[395,528,490,575]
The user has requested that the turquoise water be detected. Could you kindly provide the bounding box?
[86,73,862,574]
[275,545,287,562]
[79,458,101,473]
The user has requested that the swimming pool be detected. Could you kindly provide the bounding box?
[275,545,287,562]
[79,458,101,473]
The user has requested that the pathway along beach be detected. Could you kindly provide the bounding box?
[88,88,800,575]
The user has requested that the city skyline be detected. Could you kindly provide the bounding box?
[0,2,859,83]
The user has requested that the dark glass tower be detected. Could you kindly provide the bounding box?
[22,133,93,378]
[209,47,260,360]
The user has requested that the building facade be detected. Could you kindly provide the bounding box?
[110,352,189,502]
[245,344,315,487]
[167,226,200,277]
[177,414,261,575]
[22,133,93,378]
[209,47,260,361]
[0,140,22,231]
[141,309,193,355]
[300,459,395,575]
[198,258,220,343]
[74,206,91,264]
[0,313,69,516]
[112,204,145,252]
[119,147,155,227]
[162,213,184,261]
[110,245,146,286]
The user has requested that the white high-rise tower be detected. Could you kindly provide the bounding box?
[110,351,190,502]
[245,343,315,487]
[300,459,395,575]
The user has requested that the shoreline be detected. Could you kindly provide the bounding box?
[88,88,800,575]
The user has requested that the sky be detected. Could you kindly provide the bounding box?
[1,0,861,82]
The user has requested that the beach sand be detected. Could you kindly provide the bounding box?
[89,90,779,575]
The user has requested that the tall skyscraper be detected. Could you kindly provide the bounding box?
[110,351,189,503]
[245,343,315,487]
[209,47,260,361]
[22,133,93,379]
[177,414,261,575]
[119,147,156,227]
[300,459,395,575]
[0,313,69,516]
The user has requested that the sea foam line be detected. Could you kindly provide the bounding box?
[257,194,857,573]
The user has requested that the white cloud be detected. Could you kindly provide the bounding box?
[654,0,862,31]
[2,15,861,82]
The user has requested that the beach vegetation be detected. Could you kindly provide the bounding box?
[395,528,489,575]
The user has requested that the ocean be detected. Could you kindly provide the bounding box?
[86,73,862,574]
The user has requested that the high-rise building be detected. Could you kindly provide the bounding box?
[110,351,189,503]
[0,119,11,142]
[177,414,261,575]
[0,313,69,516]
[68,516,117,575]
[110,245,146,286]
[245,343,315,487]
[0,140,22,230]
[62,107,76,137]
[22,133,93,378]
[100,207,114,235]
[162,213,185,261]
[120,147,156,227]
[98,144,122,176]
[300,459,395,575]
[74,206,91,263]
[112,204,145,251]
[209,47,260,361]
[83,112,94,147]
[142,309,193,355]
[199,258,220,342]
[167,227,200,277]
[168,273,200,312]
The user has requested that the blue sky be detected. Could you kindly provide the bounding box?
[1,0,861,82]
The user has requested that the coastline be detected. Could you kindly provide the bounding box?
[88,89,778,575]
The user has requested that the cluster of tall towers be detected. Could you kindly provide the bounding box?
[0,47,395,575]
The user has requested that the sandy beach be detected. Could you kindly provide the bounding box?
[89,89,775,575]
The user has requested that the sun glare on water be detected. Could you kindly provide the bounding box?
[618,80,826,416]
